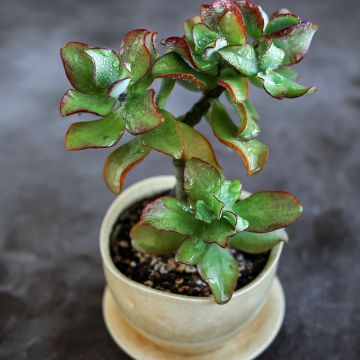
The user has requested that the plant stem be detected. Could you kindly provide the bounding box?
[173,86,224,200]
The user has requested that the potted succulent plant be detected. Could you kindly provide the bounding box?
[60,0,317,357]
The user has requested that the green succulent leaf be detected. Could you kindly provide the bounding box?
[184,16,202,46]
[210,100,268,175]
[257,70,317,99]
[84,48,122,89]
[200,217,236,247]
[230,229,288,254]
[65,109,125,151]
[179,122,220,170]
[141,110,183,159]
[276,66,299,81]
[219,45,258,76]
[217,180,242,210]
[141,197,195,235]
[108,78,132,99]
[218,67,248,104]
[192,23,224,55]
[176,236,209,265]
[256,39,286,71]
[234,191,303,233]
[60,89,116,117]
[219,10,246,46]
[195,200,214,223]
[103,138,151,194]
[119,29,154,83]
[156,79,176,108]
[236,0,268,41]
[198,244,239,304]
[265,12,300,35]
[153,53,217,90]
[122,90,164,135]
[270,21,319,65]
[61,42,99,95]
[131,223,185,255]
[223,210,249,232]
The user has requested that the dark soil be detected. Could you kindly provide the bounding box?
[110,192,269,297]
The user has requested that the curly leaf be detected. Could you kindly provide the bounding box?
[210,101,268,175]
[218,67,248,104]
[176,236,209,265]
[257,70,317,99]
[219,10,246,46]
[217,180,242,209]
[234,191,302,233]
[61,42,99,94]
[179,122,220,169]
[265,12,300,35]
[103,138,151,194]
[65,109,125,151]
[153,53,217,90]
[184,16,202,46]
[141,197,195,235]
[270,21,319,65]
[256,38,285,71]
[60,89,116,117]
[200,217,236,247]
[141,110,183,159]
[85,48,122,89]
[119,29,153,83]
[230,229,288,254]
[236,0,268,41]
[131,223,185,256]
[219,45,258,76]
[122,90,164,135]
[198,244,239,304]
[192,23,224,55]
[161,37,198,69]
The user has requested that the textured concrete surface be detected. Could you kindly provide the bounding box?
[0,0,359,359]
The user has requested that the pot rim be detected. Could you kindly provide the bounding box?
[100,176,284,303]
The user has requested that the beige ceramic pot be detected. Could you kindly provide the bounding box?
[100,176,284,355]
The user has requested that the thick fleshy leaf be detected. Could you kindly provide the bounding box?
[122,90,164,135]
[141,110,183,159]
[223,210,249,232]
[270,21,319,65]
[108,78,131,98]
[218,67,248,104]
[192,23,224,55]
[230,229,288,254]
[131,223,185,255]
[103,138,151,194]
[144,31,158,61]
[60,89,116,117]
[219,10,246,46]
[141,197,195,235]
[195,200,214,223]
[219,45,258,76]
[65,109,125,151]
[184,16,202,46]
[61,42,99,94]
[156,79,176,108]
[265,12,300,35]
[152,53,217,90]
[217,180,242,209]
[161,37,198,69]
[198,244,239,304]
[176,236,209,265]
[119,29,153,83]
[211,101,268,175]
[179,122,220,169]
[236,1,268,41]
[257,70,317,99]
[276,66,299,81]
[256,38,285,71]
[200,217,236,247]
[84,48,122,89]
[234,191,302,233]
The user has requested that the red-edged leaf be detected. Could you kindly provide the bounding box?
[218,67,248,104]
[152,52,217,90]
[60,42,99,94]
[184,16,202,45]
[161,37,198,68]
[141,197,195,235]
[234,191,303,233]
[192,23,227,57]
[236,0,268,41]
[131,223,185,255]
[122,90,164,135]
[108,78,131,98]
[65,109,125,151]
[211,100,268,175]
[219,10,246,46]
[60,89,116,117]
[176,236,209,265]
[265,12,300,35]
[256,38,285,71]
[179,122,220,170]
[200,217,236,247]
[103,138,151,194]
[141,110,183,159]
[270,21,319,65]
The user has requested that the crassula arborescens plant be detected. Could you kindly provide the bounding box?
[60,0,318,304]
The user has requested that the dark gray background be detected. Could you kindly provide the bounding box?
[0,0,359,359]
